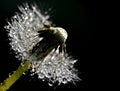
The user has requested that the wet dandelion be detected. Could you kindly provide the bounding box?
[4,3,80,86]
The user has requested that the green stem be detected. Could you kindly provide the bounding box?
[0,61,30,91]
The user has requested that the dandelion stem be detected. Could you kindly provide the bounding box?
[0,61,30,91]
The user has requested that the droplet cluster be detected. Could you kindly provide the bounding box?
[5,3,80,86]
[31,47,80,86]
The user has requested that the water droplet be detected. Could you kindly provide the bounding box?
[48,82,53,86]
[62,78,67,84]
[20,62,25,67]
[9,71,14,77]
[13,15,17,19]
[23,72,26,75]
[46,73,52,78]
[25,16,28,20]
[31,68,35,72]
[25,7,28,10]
[42,79,45,81]
[38,73,44,79]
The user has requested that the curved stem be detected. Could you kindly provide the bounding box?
[0,61,30,91]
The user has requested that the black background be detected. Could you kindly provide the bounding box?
[0,0,93,91]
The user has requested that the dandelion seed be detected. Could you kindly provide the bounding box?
[5,3,80,86]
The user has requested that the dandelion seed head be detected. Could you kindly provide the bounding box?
[5,3,80,86]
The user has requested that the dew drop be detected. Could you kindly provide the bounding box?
[13,15,17,19]
[62,78,68,84]
[38,73,44,79]
[25,7,28,10]
[9,71,14,77]
[48,82,53,86]
[22,72,26,75]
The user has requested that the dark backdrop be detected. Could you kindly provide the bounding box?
[0,0,93,91]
